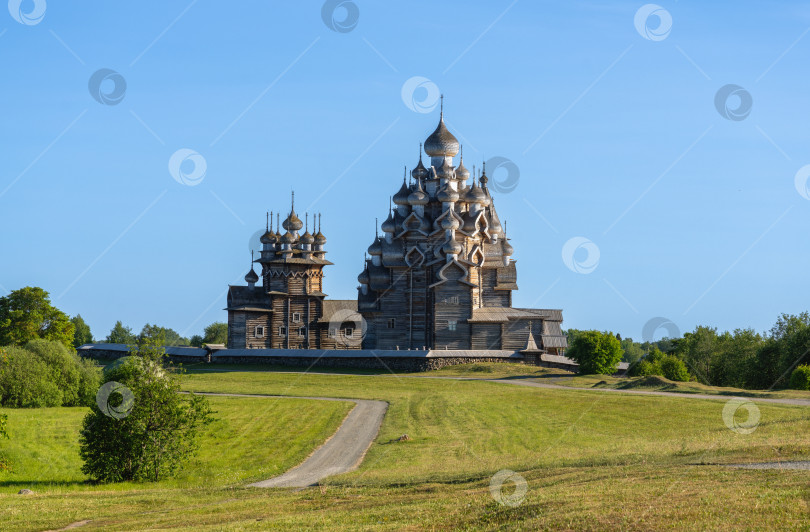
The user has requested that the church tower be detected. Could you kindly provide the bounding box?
[357,104,566,353]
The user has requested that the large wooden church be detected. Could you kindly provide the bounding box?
[226,107,567,355]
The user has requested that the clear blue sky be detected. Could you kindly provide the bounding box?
[2,1,809,342]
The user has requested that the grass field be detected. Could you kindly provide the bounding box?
[0,365,808,530]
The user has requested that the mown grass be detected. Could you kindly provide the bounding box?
[0,369,808,530]
[0,396,352,493]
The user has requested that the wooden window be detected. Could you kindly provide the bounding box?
[328,328,337,338]
[278,326,287,337]
[343,327,354,339]
[448,320,457,331]
[255,326,265,338]
[446,296,459,305]
[292,312,301,323]
[298,326,306,337]
[387,318,396,329]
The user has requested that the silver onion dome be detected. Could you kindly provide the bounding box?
[455,154,470,181]
[442,239,463,255]
[300,230,314,245]
[281,231,295,244]
[408,180,429,206]
[437,185,459,203]
[244,267,259,284]
[282,210,303,232]
[393,179,411,206]
[314,230,326,245]
[381,211,396,233]
[436,157,455,180]
[357,267,370,284]
[465,182,487,205]
[411,157,428,181]
[424,116,460,158]
[440,215,460,230]
[368,237,383,256]
[502,239,514,256]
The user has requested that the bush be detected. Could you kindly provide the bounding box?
[567,331,623,375]
[789,365,810,390]
[0,341,100,408]
[79,345,213,482]
[659,355,690,382]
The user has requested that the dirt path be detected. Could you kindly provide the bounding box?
[484,378,810,406]
[190,393,387,488]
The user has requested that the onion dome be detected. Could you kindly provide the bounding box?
[502,239,514,256]
[368,236,383,256]
[442,239,463,255]
[282,211,303,232]
[424,114,460,158]
[440,214,460,231]
[465,182,487,205]
[455,152,470,181]
[393,178,411,206]
[300,230,314,245]
[381,210,396,233]
[437,184,459,203]
[436,157,455,180]
[408,179,429,206]
[412,149,429,181]
[357,267,370,285]
[314,230,326,245]
[281,231,295,244]
[260,229,274,244]
[489,209,503,236]
[245,267,259,284]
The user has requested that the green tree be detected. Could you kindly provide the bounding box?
[659,355,690,382]
[71,315,93,348]
[78,343,213,482]
[620,337,645,365]
[189,335,204,348]
[567,330,623,375]
[789,365,810,390]
[138,324,189,347]
[202,322,227,345]
[106,321,136,345]
[0,287,74,349]
[672,326,720,384]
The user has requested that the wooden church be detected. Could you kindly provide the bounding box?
[227,107,567,355]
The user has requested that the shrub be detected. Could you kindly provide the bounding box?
[789,364,810,390]
[79,345,213,482]
[659,355,690,382]
[0,341,100,408]
[0,346,62,407]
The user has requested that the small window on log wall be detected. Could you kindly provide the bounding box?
[278,326,287,337]
[328,328,337,337]
[292,312,301,322]
[447,320,457,331]
[387,318,396,329]
[344,328,354,338]
[298,327,306,337]
[255,326,265,338]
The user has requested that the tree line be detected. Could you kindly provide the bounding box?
[565,311,810,390]
[0,286,227,351]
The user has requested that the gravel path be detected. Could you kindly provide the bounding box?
[190,392,387,488]
[484,379,810,406]
[723,461,810,470]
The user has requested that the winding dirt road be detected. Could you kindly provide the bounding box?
[191,393,387,488]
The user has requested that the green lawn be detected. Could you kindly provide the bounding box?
[0,368,808,530]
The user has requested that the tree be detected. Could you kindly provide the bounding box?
[71,315,93,348]
[138,324,189,347]
[620,337,645,365]
[659,355,690,382]
[566,330,623,375]
[202,322,227,345]
[78,343,213,482]
[0,413,7,440]
[106,321,136,345]
[189,335,204,348]
[0,287,75,349]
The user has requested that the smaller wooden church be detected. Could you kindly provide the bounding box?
[226,201,359,349]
